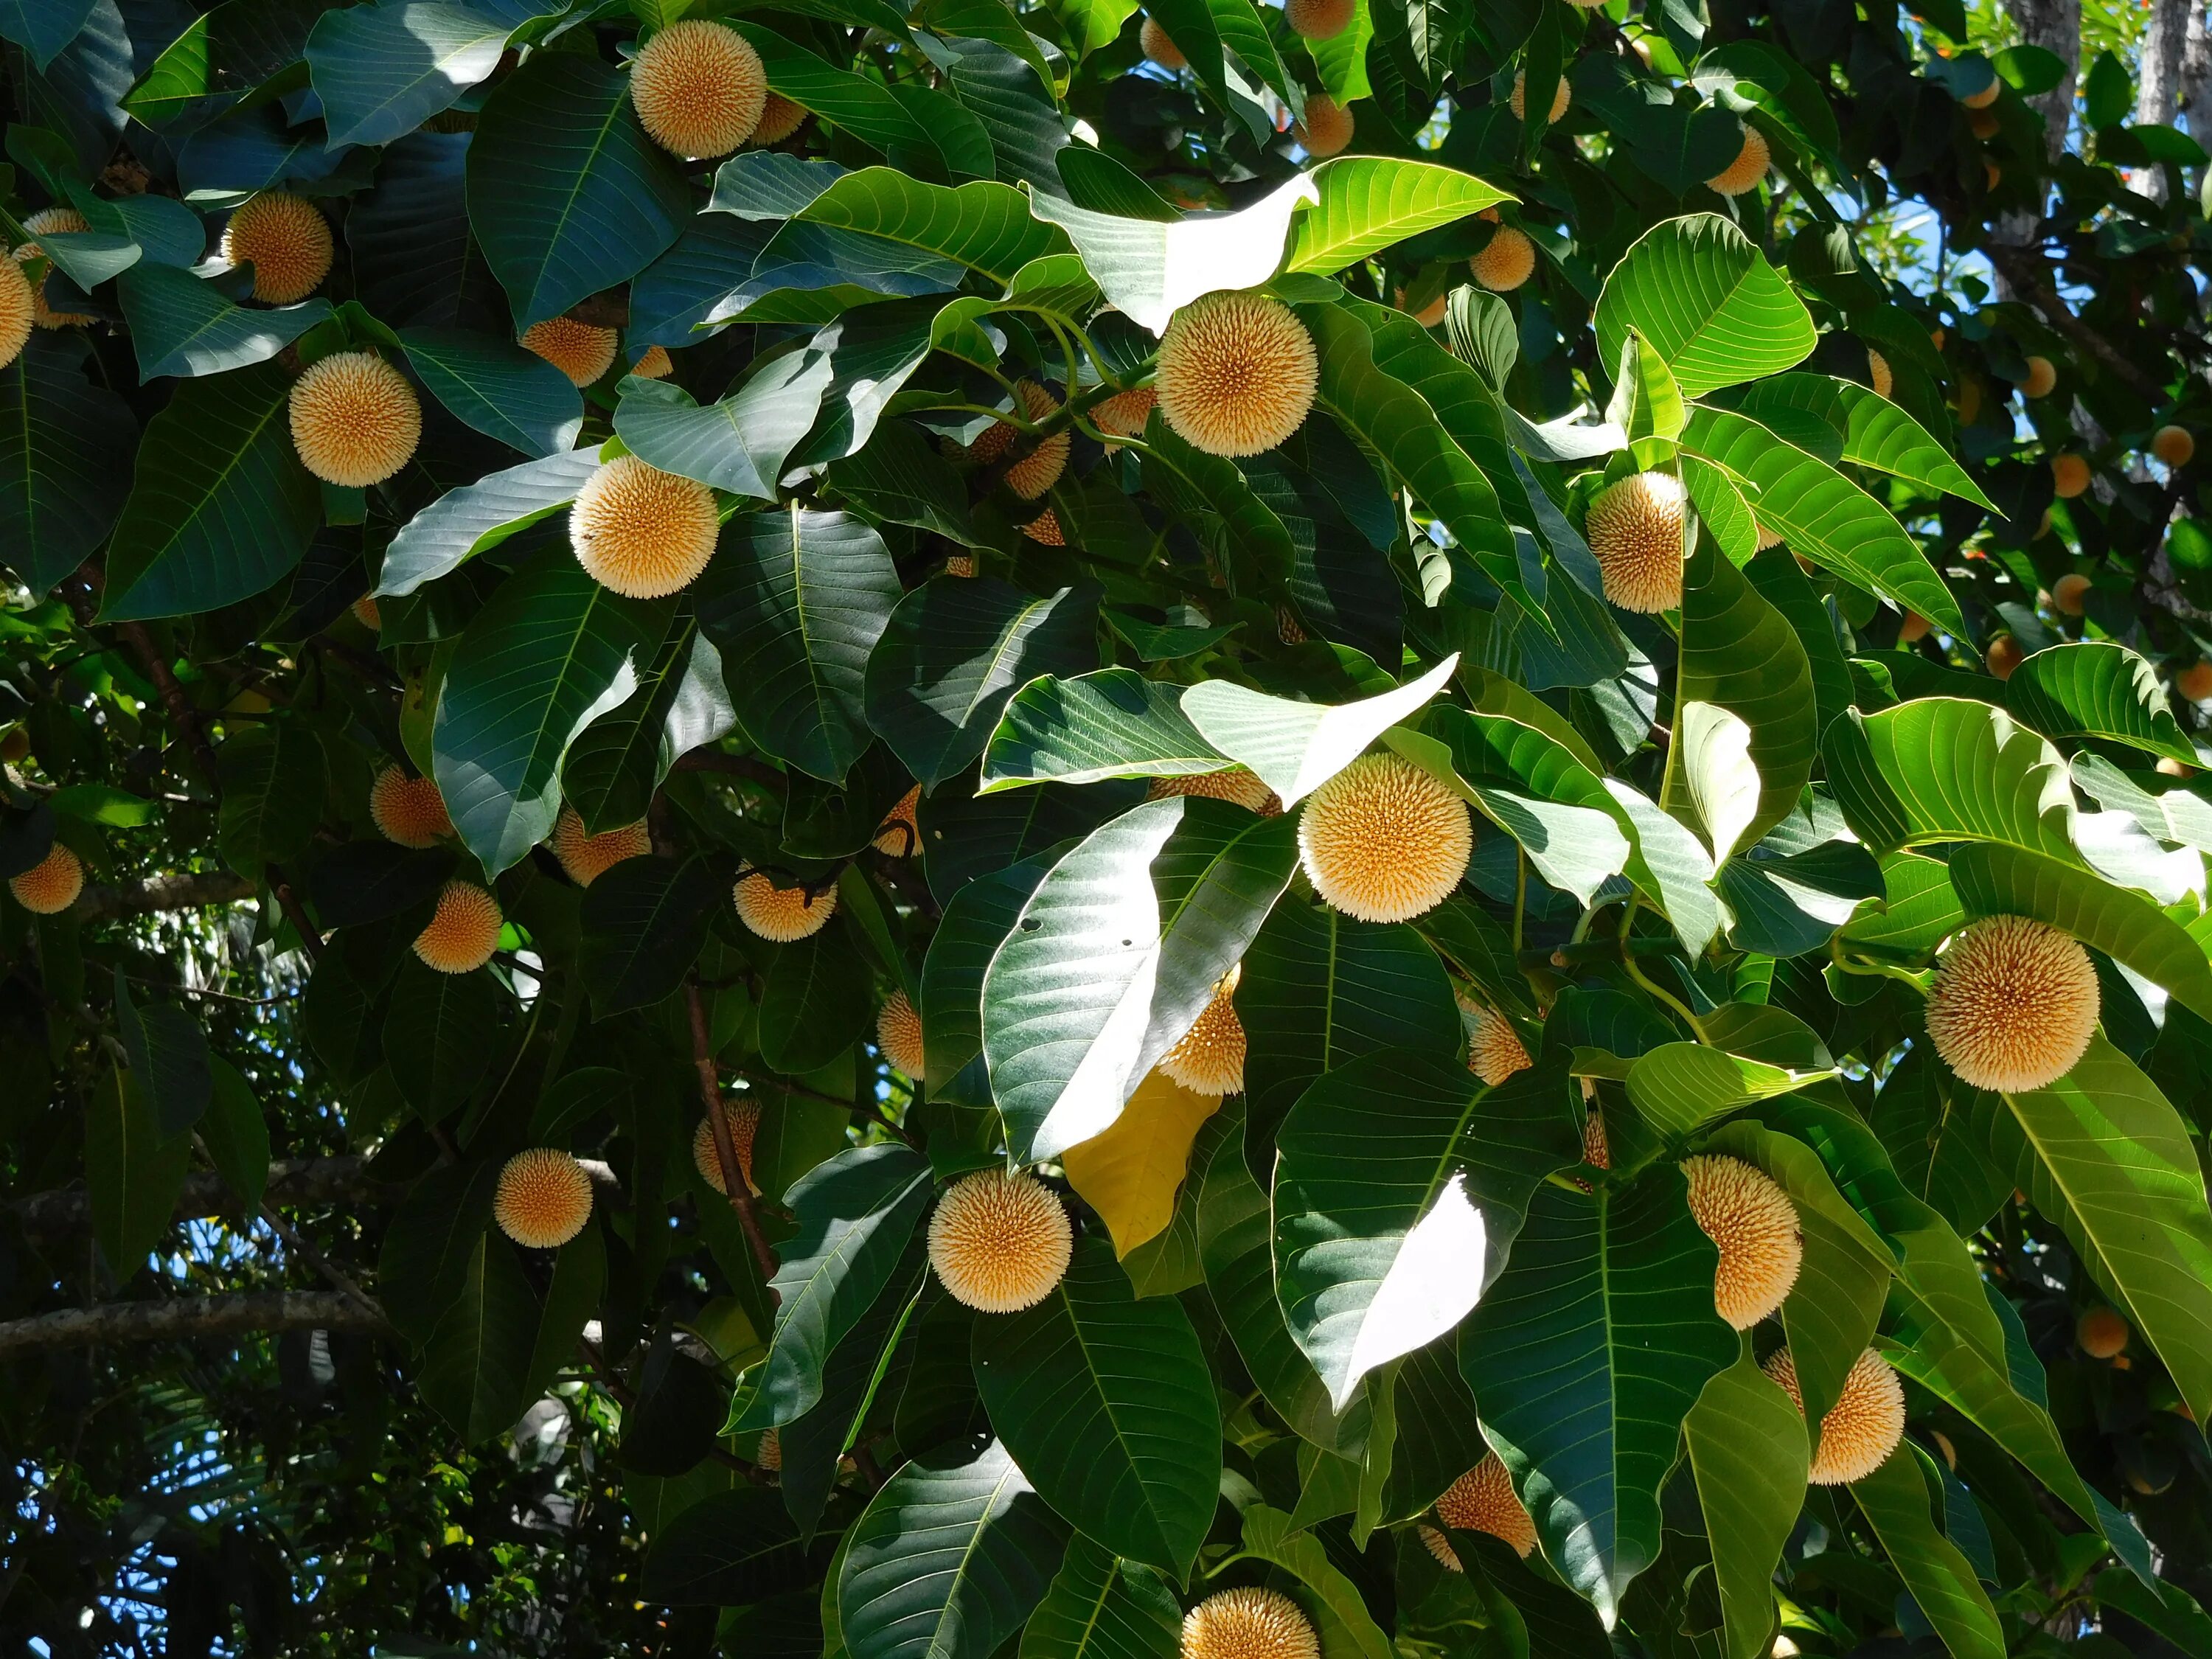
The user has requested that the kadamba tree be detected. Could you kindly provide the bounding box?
[4,0,2212,1655]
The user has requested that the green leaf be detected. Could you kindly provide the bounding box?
[974,1237,1220,1575]
[0,333,136,595]
[1284,156,1511,276]
[613,361,832,498]
[1136,414,1297,592]
[0,0,97,72]
[563,616,734,832]
[1276,1051,1583,1409]
[378,448,599,597]
[922,855,1053,1103]
[377,1161,501,1345]
[1625,1041,1829,1138]
[2002,641,2199,766]
[1461,1169,1738,1622]
[466,51,691,330]
[99,361,321,622]
[1684,1346,1806,1659]
[113,968,212,1142]
[863,576,1101,789]
[417,1231,540,1441]
[122,0,344,123]
[640,1486,811,1604]
[796,168,1071,285]
[306,0,515,150]
[431,557,673,875]
[759,925,874,1074]
[1237,1506,1394,1659]
[201,1055,270,1215]
[838,1439,1068,1659]
[984,796,1298,1162]
[1727,373,1997,511]
[382,956,499,1122]
[86,1065,195,1275]
[1824,698,2079,862]
[981,669,1229,793]
[1180,655,1456,808]
[217,720,325,871]
[779,1238,928,1539]
[1606,330,1686,445]
[116,262,332,380]
[400,326,582,459]
[1849,1451,2005,1659]
[1018,1537,1181,1659]
[737,1144,935,1430]
[1593,214,1815,398]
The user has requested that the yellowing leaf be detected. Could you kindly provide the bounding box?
[1061,1070,1221,1256]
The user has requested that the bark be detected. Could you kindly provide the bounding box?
[2136,0,2192,199]
[2004,0,2080,164]
[72,870,257,921]
[0,1292,386,1355]
[2185,4,2212,194]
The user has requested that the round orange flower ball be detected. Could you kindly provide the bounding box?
[495,1148,594,1248]
[414,880,503,974]
[9,843,83,914]
[221,193,334,304]
[290,351,422,487]
[630,18,768,159]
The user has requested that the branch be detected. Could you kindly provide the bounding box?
[686,982,782,1289]
[0,1292,386,1356]
[672,748,785,790]
[72,870,257,921]
[1983,243,2169,405]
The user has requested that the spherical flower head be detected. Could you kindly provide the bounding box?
[1422,1452,1537,1568]
[1276,606,1307,644]
[1181,1587,1318,1659]
[1867,349,1893,400]
[571,455,720,598]
[2077,1306,2130,1358]
[352,594,382,630]
[522,317,619,388]
[290,351,422,487]
[1706,126,1770,196]
[873,784,922,855]
[221,193,333,304]
[734,871,837,941]
[1968,107,2000,139]
[1157,291,1318,459]
[1764,1346,1907,1485]
[630,18,768,159]
[756,1426,783,1472]
[1147,768,1282,815]
[751,91,809,147]
[1510,71,1570,123]
[1470,225,1536,293]
[17,207,95,327]
[2051,572,2090,616]
[2051,453,2090,499]
[2153,425,2194,467]
[1924,914,2098,1092]
[1140,16,1186,69]
[977,380,1068,500]
[928,1169,1072,1312]
[1582,1105,1611,1170]
[1681,1154,1803,1329]
[2021,355,2058,398]
[1094,386,1157,451]
[945,553,976,578]
[1295,94,1354,159]
[552,806,651,886]
[414,880,502,974]
[1299,753,1472,923]
[1021,507,1064,545]
[1586,470,1687,614]
[1159,965,1245,1096]
[876,988,926,1077]
[1984,159,2003,189]
[1285,0,1354,38]
[495,1147,594,1248]
[369,767,451,848]
[9,843,83,914]
[0,253,33,371]
[630,344,674,380]
[1462,999,1532,1087]
[694,1101,762,1194]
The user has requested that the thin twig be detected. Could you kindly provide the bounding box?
[686,982,782,1289]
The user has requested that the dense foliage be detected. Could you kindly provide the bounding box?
[4,0,2212,1656]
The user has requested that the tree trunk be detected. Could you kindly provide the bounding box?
[2135,0,2191,198]
[1994,0,2081,285]
[0,1292,386,1354]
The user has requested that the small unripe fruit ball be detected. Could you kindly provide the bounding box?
[1295,94,1354,159]
[693,1101,761,1194]
[9,843,83,914]
[2077,1306,2131,1358]
[629,19,768,159]
[1157,291,1318,458]
[751,91,809,147]
[551,807,650,886]
[1586,470,1686,613]
[2050,453,2090,498]
[1286,0,1354,38]
[2051,572,2090,615]
[495,1148,594,1248]
[1147,768,1281,815]
[733,871,837,941]
[0,254,32,370]
[1158,965,1245,1096]
[1420,1453,1537,1568]
[1397,287,1448,328]
[2179,661,2212,703]
[1764,1346,1906,1484]
[873,784,921,855]
[2020,355,2057,399]
[630,344,674,380]
[1956,377,1983,424]
[1181,1588,1319,1659]
[1968,108,2000,139]
[290,351,422,487]
[369,767,451,848]
[1682,1155,1803,1329]
[352,595,381,630]
[0,726,29,762]
[1898,610,1932,643]
[1984,634,2025,680]
[1925,914,2098,1092]
[928,1169,1072,1312]
[1984,160,2002,189]
[1463,998,1531,1087]
[1707,127,1770,196]
[1298,752,1473,923]
[414,880,503,974]
[1510,70,1570,124]
[1867,349,1893,400]
[1962,78,2000,109]
[2153,425,2195,467]
[1470,225,1537,292]
[17,207,96,327]
[2157,756,2194,778]
[571,455,719,598]
[877,988,925,1077]
[1140,16,1186,69]
[220,193,333,305]
[1930,326,1947,351]
[521,317,619,388]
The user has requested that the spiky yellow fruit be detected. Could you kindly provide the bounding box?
[17,207,96,327]
[1159,965,1245,1096]
[1707,127,1770,195]
[2180,661,2212,703]
[1181,1588,1318,1659]
[1582,1106,1611,1169]
[874,784,922,855]
[1094,386,1157,448]
[0,254,32,370]
[928,1169,1072,1312]
[1021,507,1064,545]
[1867,349,1893,399]
[1286,0,1354,38]
[9,843,83,914]
[1147,768,1281,815]
[757,1426,782,1471]
[751,91,808,147]
[1157,291,1317,459]
[220,193,333,304]
[1421,1453,1537,1568]
[2078,1306,2130,1358]
[414,880,502,974]
[1295,94,1354,158]
[970,380,1068,499]
[289,351,422,487]
[1463,999,1532,1086]
[2152,425,2194,467]
[694,1102,762,1194]
[630,18,767,159]
[1586,470,1686,613]
[945,553,975,577]
[630,344,673,380]
[733,871,837,941]
[1681,1154,1802,1329]
[1140,16,1186,69]
[1764,1346,1906,1485]
[878,988,925,1077]
[1470,224,1536,292]
[495,1148,594,1248]
[2020,355,2057,398]
[1924,914,2098,1092]
[2051,572,2090,615]
[521,317,619,388]
[571,455,719,598]
[1961,78,2000,110]
[369,767,451,848]
[352,595,382,630]
[1298,753,1473,923]
[551,807,650,887]
[1510,70,1570,123]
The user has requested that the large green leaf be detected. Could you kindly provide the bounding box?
[1461,1169,1738,1623]
[1823,698,2079,862]
[613,362,832,499]
[1849,1451,2004,1659]
[431,557,673,875]
[1593,214,1815,398]
[1684,1347,1807,1659]
[694,507,901,784]
[1237,1506,1394,1659]
[401,326,582,459]
[116,263,332,380]
[759,925,875,1075]
[796,169,1071,285]
[982,796,1298,1161]
[2002,641,2199,766]
[306,0,516,149]
[1018,1537,1180,1659]
[378,448,599,597]
[0,0,97,71]
[0,333,136,594]
[382,956,498,1123]
[922,854,1053,1103]
[1180,655,1456,807]
[562,616,734,833]
[1284,156,1512,275]
[973,1237,1220,1575]
[1391,724,1628,908]
[86,1065,194,1274]
[112,970,211,1146]
[417,1231,539,1442]
[99,362,321,622]
[1275,1051,1582,1409]
[1727,373,1997,510]
[466,51,691,330]
[982,669,1229,793]
[577,854,720,1015]
[640,1487,812,1604]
